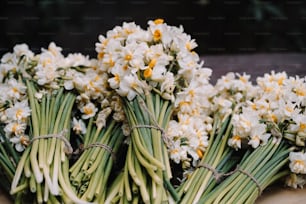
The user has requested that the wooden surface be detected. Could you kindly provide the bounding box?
[257,186,306,204]
[1,53,305,203]
[203,53,306,83]
[1,186,306,204]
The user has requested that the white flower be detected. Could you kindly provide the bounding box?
[35,63,59,86]
[34,89,48,100]
[0,53,18,76]
[65,53,91,67]
[286,174,306,189]
[289,152,306,174]
[43,42,63,58]
[192,68,212,85]
[96,107,112,128]
[228,135,242,150]
[10,135,30,152]
[160,73,175,99]
[80,102,98,119]
[13,43,34,58]
[4,121,27,136]
[7,78,27,100]
[63,69,78,90]
[5,100,31,121]
[176,51,200,82]
[169,140,188,164]
[0,86,9,105]
[285,76,306,105]
[72,118,87,135]
[248,123,270,148]
[116,74,145,101]
[289,114,306,138]
[148,19,171,45]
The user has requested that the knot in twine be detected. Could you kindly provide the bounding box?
[131,97,174,148]
[81,143,116,160]
[197,163,223,182]
[235,165,262,196]
[30,130,73,155]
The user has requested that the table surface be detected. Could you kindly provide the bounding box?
[1,53,306,203]
[203,53,306,83]
[1,186,306,204]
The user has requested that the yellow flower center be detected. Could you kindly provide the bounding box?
[12,123,18,133]
[196,148,203,159]
[296,88,306,96]
[83,107,93,115]
[154,18,164,24]
[122,65,128,71]
[300,123,306,131]
[179,101,191,108]
[232,135,241,141]
[285,106,294,113]
[239,76,247,83]
[253,135,260,141]
[20,135,30,146]
[251,103,257,110]
[148,59,156,69]
[98,52,104,60]
[94,75,100,81]
[16,109,23,119]
[109,59,115,67]
[278,77,285,85]
[125,54,132,61]
[144,68,152,78]
[124,28,133,35]
[186,42,192,51]
[153,29,162,41]
[264,87,273,92]
[12,87,19,93]
[294,160,305,167]
[131,82,138,89]
[171,149,179,154]
[271,114,278,123]
[189,90,195,97]
[42,58,51,66]
[114,74,120,83]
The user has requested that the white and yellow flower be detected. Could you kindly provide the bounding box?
[289,152,306,174]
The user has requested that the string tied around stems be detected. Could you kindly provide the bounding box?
[30,129,73,155]
[131,97,174,148]
[235,165,262,196]
[81,142,116,160]
[197,163,224,182]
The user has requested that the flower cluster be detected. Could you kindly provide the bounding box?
[0,44,34,151]
[0,42,125,153]
[167,68,215,166]
[166,72,257,166]
[227,71,306,150]
[218,71,306,188]
[95,19,203,101]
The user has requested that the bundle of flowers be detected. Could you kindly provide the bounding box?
[95,19,208,203]
[176,71,306,203]
[0,19,306,204]
[0,43,126,203]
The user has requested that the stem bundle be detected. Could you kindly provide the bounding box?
[10,81,90,204]
[105,93,178,203]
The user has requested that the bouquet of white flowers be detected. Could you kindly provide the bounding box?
[0,43,126,203]
[0,19,306,204]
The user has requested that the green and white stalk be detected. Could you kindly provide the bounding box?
[200,138,292,204]
[105,93,179,203]
[10,81,92,204]
[178,113,239,204]
[69,118,125,202]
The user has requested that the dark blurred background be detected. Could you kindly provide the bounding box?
[1,0,306,57]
